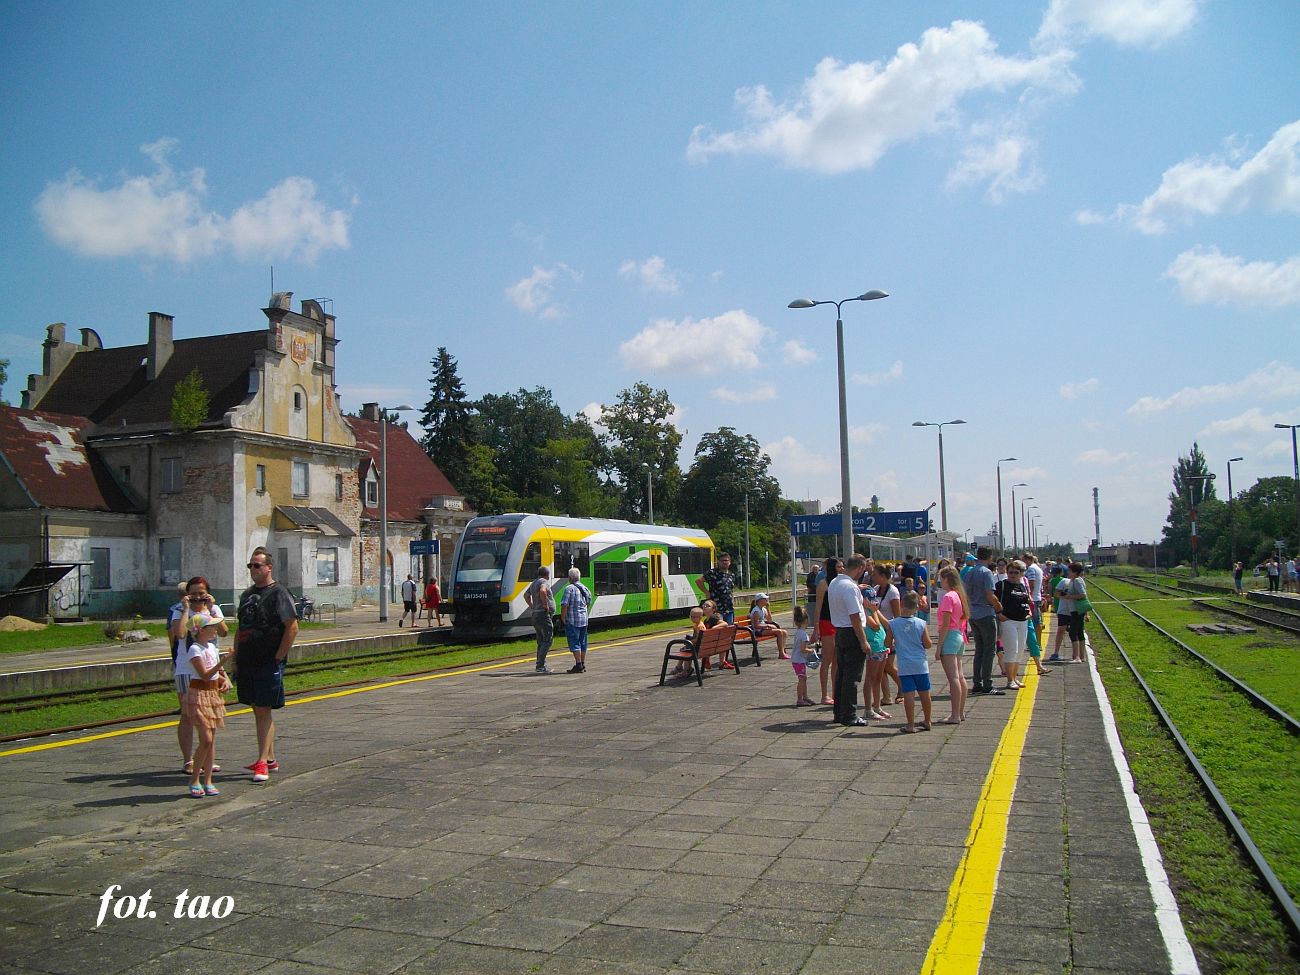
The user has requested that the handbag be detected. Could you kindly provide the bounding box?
[805,643,822,670]
[1075,596,1094,614]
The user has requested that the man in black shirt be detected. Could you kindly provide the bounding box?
[233,547,298,783]
[696,552,737,623]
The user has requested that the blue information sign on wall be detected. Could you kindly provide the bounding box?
[409,539,440,556]
[788,511,930,536]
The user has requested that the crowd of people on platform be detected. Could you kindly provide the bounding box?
[681,546,1091,732]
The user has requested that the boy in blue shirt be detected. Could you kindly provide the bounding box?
[889,591,933,733]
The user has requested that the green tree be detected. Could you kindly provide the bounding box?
[457,443,516,516]
[1161,442,1220,565]
[170,367,209,433]
[530,436,617,517]
[0,357,9,406]
[679,427,781,529]
[598,382,683,523]
[419,348,472,489]
[1233,476,1297,566]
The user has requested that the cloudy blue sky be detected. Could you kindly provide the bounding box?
[2,1,1297,550]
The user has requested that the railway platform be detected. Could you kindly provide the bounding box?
[0,620,1192,975]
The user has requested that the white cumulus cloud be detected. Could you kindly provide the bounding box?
[1107,120,1300,234]
[688,21,1074,175]
[34,138,351,263]
[852,360,904,386]
[850,423,887,445]
[618,255,681,294]
[1128,361,1300,416]
[1200,407,1300,437]
[505,263,582,319]
[1165,248,1300,308]
[618,309,770,375]
[782,340,818,365]
[1076,448,1134,465]
[1036,0,1201,49]
[1060,378,1100,399]
[947,128,1043,202]
[713,384,778,404]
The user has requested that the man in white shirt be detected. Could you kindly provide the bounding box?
[1023,553,1044,649]
[829,554,871,727]
[399,575,418,627]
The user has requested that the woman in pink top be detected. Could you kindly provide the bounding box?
[934,566,970,724]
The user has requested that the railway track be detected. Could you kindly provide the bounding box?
[1088,582,1300,940]
[1102,573,1300,637]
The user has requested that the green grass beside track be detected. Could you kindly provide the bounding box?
[1095,576,1300,719]
[0,622,170,655]
[1087,592,1300,973]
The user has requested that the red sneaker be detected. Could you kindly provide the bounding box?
[719,660,736,671]
[249,760,269,783]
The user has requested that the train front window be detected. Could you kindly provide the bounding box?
[456,540,510,582]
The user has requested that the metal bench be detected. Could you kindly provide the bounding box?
[660,624,739,687]
[732,622,775,666]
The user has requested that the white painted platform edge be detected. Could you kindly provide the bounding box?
[1085,635,1200,975]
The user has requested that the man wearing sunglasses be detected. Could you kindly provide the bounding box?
[232,547,299,782]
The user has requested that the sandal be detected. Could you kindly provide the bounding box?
[899,726,918,734]
[203,784,220,797]
[820,697,835,706]
[188,784,204,798]
[183,760,194,774]
[893,695,905,705]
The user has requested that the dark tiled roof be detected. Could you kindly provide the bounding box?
[0,407,137,512]
[347,416,461,522]
[34,331,267,427]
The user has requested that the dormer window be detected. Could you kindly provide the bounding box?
[365,467,379,507]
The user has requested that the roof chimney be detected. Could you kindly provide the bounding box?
[147,312,174,380]
[360,402,381,421]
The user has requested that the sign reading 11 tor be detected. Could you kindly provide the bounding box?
[787,511,931,536]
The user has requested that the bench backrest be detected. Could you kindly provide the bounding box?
[694,624,735,653]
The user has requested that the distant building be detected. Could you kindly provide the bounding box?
[0,294,472,619]
[1089,542,1156,568]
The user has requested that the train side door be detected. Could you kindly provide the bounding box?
[648,548,666,611]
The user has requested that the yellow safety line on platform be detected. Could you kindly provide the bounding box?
[0,632,657,759]
[921,616,1046,975]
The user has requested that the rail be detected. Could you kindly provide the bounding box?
[1089,601,1300,941]
[1091,580,1299,736]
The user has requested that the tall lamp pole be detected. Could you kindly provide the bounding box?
[913,419,966,531]
[1009,482,1028,550]
[743,491,751,589]
[641,462,655,525]
[1020,498,1034,553]
[996,457,1017,554]
[1026,505,1038,553]
[378,404,415,622]
[1227,456,1244,565]
[789,290,890,558]
[1276,423,1300,550]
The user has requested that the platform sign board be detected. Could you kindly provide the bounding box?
[409,539,440,556]
[788,511,930,536]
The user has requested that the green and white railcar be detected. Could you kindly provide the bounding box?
[449,514,714,638]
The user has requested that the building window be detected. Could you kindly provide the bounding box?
[119,466,131,484]
[335,473,344,500]
[293,390,304,411]
[161,457,182,494]
[317,547,338,586]
[292,461,309,498]
[366,473,378,506]
[256,464,267,494]
[159,538,182,586]
[90,548,111,590]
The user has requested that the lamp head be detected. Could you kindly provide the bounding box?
[857,290,889,301]
[1229,456,1244,462]
[911,421,928,427]
[949,419,967,425]
[788,298,817,309]
[998,456,1017,463]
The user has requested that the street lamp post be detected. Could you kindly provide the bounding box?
[913,420,966,531]
[1026,505,1038,553]
[1020,499,1034,553]
[1227,456,1244,565]
[1009,482,1028,550]
[996,457,1017,554]
[789,290,890,558]
[743,491,751,589]
[641,462,655,525]
[377,403,415,622]
[1276,423,1300,550]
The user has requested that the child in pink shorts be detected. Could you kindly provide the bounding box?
[790,606,815,706]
